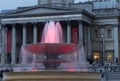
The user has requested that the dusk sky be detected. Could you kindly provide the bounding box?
[0,0,88,12]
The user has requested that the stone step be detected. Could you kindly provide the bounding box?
[3,71,102,81]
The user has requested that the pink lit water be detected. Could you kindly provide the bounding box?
[20,21,88,72]
[41,21,63,43]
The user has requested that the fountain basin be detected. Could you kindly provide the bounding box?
[20,43,82,70]
[21,43,81,54]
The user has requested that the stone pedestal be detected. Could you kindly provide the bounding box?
[3,71,102,81]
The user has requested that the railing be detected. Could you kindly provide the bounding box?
[0,64,120,72]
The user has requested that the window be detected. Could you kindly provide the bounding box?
[93,29,99,39]
[107,29,112,39]
[105,51,114,62]
[93,52,100,61]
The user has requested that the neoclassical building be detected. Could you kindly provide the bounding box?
[0,0,120,66]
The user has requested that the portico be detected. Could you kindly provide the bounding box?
[1,11,92,64]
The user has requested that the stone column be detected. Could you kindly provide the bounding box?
[11,24,16,64]
[78,21,83,45]
[114,25,119,62]
[33,23,37,43]
[88,25,92,56]
[22,23,27,44]
[67,21,71,43]
[22,23,27,64]
[1,25,6,64]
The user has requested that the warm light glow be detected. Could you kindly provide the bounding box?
[93,52,100,60]
[107,54,113,62]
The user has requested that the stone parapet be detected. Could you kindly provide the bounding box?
[3,71,101,81]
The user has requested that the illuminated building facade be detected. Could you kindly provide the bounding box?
[0,0,120,66]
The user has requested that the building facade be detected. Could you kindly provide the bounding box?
[0,0,120,66]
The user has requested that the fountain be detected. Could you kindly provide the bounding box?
[19,21,88,71]
[3,21,102,81]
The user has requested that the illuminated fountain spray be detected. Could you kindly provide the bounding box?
[20,21,89,71]
[41,21,63,43]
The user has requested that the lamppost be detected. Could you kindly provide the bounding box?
[101,34,104,66]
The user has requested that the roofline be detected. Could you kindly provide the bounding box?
[0,4,94,19]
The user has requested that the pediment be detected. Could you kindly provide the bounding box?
[1,5,94,24]
[3,5,76,17]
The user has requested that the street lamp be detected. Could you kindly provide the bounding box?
[101,34,104,66]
